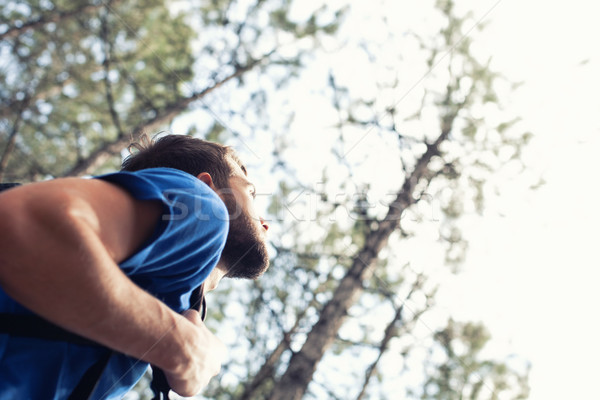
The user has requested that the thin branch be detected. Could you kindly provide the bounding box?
[117,65,158,114]
[99,6,125,138]
[238,307,305,400]
[0,2,109,41]
[271,244,352,263]
[62,52,273,177]
[355,276,425,400]
[0,95,31,182]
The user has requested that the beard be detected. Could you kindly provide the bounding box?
[219,194,269,279]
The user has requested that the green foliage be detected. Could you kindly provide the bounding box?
[420,319,530,400]
[0,0,346,180]
[1,0,194,179]
[0,1,531,399]
[269,3,347,39]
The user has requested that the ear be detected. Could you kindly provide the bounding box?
[197,172,217,190]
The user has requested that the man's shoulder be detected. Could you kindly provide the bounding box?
[96,167,197,187]
[95,168,217,202]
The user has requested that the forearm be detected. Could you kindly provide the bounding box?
[0,187,190,373]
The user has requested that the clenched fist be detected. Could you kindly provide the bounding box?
[163,309,227,396]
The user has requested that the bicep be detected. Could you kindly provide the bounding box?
[67,179,163,263]
[0,177,162,264]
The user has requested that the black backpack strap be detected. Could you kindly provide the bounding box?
[0,183,21,191]
[0,313,111,399]
[68,350,113,400]
[0,313,98,346]
[193,283,207,321]
[149,283,207,400]
[0,290,208,400]
[150,367,171,400]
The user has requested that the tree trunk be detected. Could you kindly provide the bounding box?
[267,124,453,400]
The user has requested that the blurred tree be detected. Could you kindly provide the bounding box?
[1,0,194,179]
[0,0,343,180]
[0,0,532,399]
[418,319,530,400]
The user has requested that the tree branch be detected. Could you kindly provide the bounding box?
[238,307,305,400]
[99,6,125,138]
[0,96,31,182]
[62,53,271,177]
[0,2,108,41]
[355,275,425,400]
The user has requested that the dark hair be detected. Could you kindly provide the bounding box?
[121,134,246,188]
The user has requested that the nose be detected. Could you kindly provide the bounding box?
[260,217,269,232]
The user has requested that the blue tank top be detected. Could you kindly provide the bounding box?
[0,168,228,399]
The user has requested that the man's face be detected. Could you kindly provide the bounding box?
[218,161,269,279]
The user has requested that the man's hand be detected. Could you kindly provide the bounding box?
[164,309,227,396]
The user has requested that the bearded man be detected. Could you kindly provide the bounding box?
[0,134,270,399]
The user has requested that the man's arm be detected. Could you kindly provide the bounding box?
[0,178,224,396]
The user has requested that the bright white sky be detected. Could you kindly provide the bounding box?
[433,1,600,399]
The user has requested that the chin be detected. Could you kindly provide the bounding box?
[223,242,269,280]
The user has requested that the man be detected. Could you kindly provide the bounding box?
[0,134,269,399]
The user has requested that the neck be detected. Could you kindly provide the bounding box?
[204,265,227,292]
